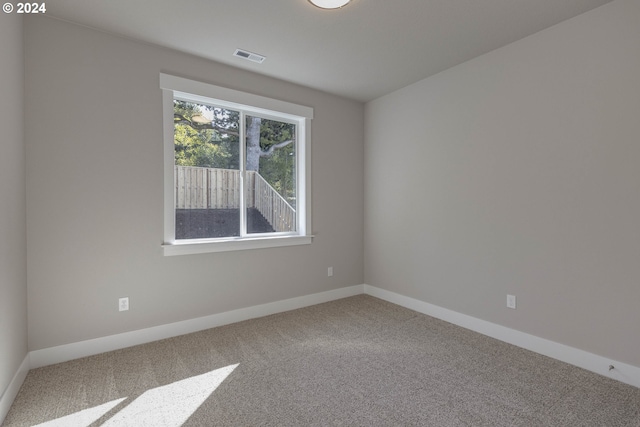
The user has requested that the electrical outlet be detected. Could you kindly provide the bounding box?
[328,267,333,277]
[506,294,516,309]
[119,297,129,312]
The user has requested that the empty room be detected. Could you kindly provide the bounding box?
[1,0,639,425]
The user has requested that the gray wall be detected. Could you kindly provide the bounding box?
[25,16,364,351]
[0,14,27,395]
[365,0,640,367]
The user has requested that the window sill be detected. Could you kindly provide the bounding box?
[162,235,313,256]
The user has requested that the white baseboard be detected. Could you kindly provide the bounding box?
[30,285,365,369]
[0,354,30,425]
[21,282,640,391]
[364,284,640,389]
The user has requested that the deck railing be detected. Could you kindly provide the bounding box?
[251,172,296,232]
[175,165,295,232]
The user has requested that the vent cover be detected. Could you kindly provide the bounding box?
[233,49,266,64]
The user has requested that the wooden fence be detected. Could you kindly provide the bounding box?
[175,165,295,232]
[175,166,241,209]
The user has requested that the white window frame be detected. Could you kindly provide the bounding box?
[160,74,313,256]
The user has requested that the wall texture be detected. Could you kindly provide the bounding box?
[25,16,364,351]
[365,0,640,367]
[0,13,27,398]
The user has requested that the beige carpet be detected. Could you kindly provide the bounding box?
[4,295,640,426]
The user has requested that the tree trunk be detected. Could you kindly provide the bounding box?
[246,116,261,171]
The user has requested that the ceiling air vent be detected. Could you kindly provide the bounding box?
[233,49,266,64]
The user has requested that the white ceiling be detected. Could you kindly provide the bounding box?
[45,0,614,102]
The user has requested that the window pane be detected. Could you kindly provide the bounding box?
[174,100,240,239]
[245,115,297,234]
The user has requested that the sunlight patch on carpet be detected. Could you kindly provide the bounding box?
[33,398,127,427]
[32,364,238,427]
[102,363,238,426]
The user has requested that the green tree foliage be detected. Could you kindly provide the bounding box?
[174,101,296,205]
[174,100,239,169]
[258,118,296,206]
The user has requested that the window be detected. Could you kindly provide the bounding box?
[160,74,313,255]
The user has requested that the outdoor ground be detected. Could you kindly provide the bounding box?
[175,208,274,239]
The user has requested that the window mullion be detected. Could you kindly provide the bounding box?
[239,111,247,238]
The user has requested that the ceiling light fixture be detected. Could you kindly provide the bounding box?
[308,0,351,10]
